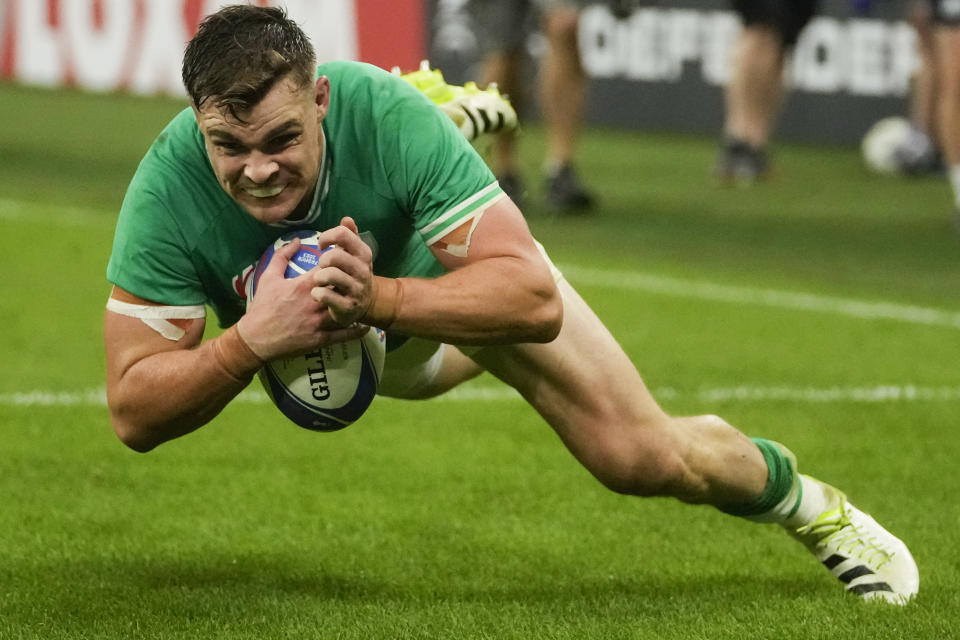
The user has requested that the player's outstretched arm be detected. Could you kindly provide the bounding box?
[104,240,366,452]
[310,202,563,346]
[104,294,252,452]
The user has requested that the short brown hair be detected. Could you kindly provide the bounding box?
[182,4,316,119]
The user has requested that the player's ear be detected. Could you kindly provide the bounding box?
[314,76,330,120]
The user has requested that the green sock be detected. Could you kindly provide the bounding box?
[720,438,799,521]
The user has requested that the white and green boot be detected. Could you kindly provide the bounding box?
[787,477,919,605]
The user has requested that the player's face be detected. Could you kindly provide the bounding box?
[194,75,330,224]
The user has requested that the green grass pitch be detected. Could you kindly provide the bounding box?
[1,83,958,638]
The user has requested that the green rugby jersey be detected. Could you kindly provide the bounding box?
[107,60,503,331]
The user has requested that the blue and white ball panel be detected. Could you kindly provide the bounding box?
[259,326,386,431]
[247,230,331,308]
[246,229,387,431]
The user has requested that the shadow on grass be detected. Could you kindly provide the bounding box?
[3,550,831,619]
[3,539,935,640]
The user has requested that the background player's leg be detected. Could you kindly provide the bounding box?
[934,26,960,218]
[723,24,784,150]
[539,5,595,212]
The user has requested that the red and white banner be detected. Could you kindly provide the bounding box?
[0,0,425,95]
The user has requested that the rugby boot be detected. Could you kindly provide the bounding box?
[786,477,919,605]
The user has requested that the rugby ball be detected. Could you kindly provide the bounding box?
[247,230,386,431]
[861,116,912,175]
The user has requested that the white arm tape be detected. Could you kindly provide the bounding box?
[106,299,206,341]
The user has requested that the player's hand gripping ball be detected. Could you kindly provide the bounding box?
[247,230,386,431]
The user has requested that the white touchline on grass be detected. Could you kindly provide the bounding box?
[4,202,959,406]
[562,265,960,331]
[4,194,959,329]
[356,385,960,404]
[5,385,960,407]
[0,198,115,226]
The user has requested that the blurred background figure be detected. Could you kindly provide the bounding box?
[860,0,960,223]
[714,0,819,186]
[925,0,960,221]
[472,0,596,213]
[892,0,943,176]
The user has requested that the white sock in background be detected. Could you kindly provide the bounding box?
[949,165,960,209]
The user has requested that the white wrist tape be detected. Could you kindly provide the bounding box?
[106,299,205,341]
